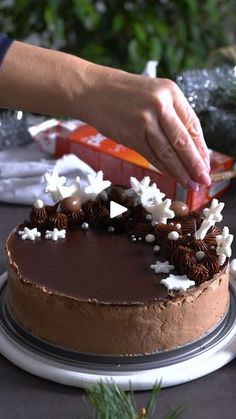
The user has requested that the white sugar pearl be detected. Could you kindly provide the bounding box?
[145,234,156,243]
[175,223,181,229]
[167,231,179,241]
[196,251,205,260]
[34,199,44,209]
[107,226,115,233]
[81,222,89,231]
[146,214,152,221]
[153,245,160,253]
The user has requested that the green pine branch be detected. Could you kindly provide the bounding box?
[85,381,184,419]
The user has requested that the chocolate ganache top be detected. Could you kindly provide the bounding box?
[7,227,170,304]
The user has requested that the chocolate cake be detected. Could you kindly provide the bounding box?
[5,172,234,356]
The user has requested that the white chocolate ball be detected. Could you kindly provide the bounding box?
[196,251,205,260]
[167,231,179,241]
[34,199,44,209]
[145,234,155,243]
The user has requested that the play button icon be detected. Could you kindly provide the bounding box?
[109,201,128,218]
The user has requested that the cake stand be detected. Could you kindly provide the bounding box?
[1,271,236,390]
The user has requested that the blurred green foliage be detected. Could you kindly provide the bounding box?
[0,0,234,77]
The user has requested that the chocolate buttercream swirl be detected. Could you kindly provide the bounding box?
[82,198,133,232]
[201,252,220,278]
[67,209,84,227]
[98,185,141,208]
[162,238,180,260]
[81,200,109,229]
[47,212,68,230]
[154,224,179,245]
[45,203,59,215]
[204,226,221,247]
[189,239,208,253]
[171,246,196,274]
[187,264,209,285]
[130,222,154,239]
[129,205,149,229]
[30,207,47,228]
[174,211,202,234]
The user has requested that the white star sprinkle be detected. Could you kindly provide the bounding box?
[45,228,66,241]
[216,226,234,265]
[18,227,41,240]
[195,215,215,240]
[84,171,111,200]
[145,198,175,224]
[161,274,195,291]
[150,260,174,274]
[203,199,225,223]
[129,176,165,206]
[43,169,67,202]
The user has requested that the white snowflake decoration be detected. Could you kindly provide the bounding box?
[195,215,215,240]
[130,176,165,206]
[130,176,151,195]
[150,260,174,274]
[161,274,195,291]
[45,228,66,241]
[18,227,41,240]
[216,226,234,265]
[203,199,224,223]
[59,175,84,200]
[145,198,175,224]
[43,169,67,202]
[84,171,111,200]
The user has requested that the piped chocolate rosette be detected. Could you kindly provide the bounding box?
[24,170,234,292]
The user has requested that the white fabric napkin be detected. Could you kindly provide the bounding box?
[0,142,95,205]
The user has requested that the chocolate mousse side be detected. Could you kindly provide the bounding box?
[5,175,233,355]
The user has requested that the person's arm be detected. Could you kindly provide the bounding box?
[0,40,211,190]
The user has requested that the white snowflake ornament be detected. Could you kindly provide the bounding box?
[18,227,41,240]
[203,199,225,223]
[216,226,234,265]
[43,169,67,202]
[161,274,195,291]
[150,260,174,274]
[195,215,215,240]
[130,176,151,195]
[145,198,175,224]
[45,228,66,241]
[59,175,84,200]
[84,171,111,200]
[129,176,165,206]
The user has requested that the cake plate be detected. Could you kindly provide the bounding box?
[1,271,236,390]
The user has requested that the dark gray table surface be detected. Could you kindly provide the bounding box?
[0,181,235,419]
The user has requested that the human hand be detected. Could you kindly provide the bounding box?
[80,65,210,191]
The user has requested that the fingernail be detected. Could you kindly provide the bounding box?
[198,171,211,186]
[188,180,200,191]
